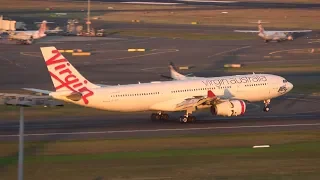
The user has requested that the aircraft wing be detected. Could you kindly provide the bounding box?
[265,30,312,33]
[234,30,259,33]
[174,90,222,111]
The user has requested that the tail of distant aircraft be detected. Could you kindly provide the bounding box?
[169,62,188,80]
[37,20,48,38]
[257,20,265,34]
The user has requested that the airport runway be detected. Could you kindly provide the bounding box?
[1,19,320,142]
[0,92,320,141]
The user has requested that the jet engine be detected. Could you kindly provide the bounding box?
[210,100,246,117]
[287,35,293,40]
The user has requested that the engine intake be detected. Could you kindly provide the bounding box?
[211,100,246,117]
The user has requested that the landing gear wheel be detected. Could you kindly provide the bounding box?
[179,116,196,123]
[151,113,161,121]
[263,99,271,112]
[179,116,188,123]
[263,106,270,112]
[151,113,169,121]
[161,114,169,121]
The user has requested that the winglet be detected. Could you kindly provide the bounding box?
[207,90,216,98]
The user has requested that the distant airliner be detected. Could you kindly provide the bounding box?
[234,20,312,43]
[8,20,60,44]
[24,47,293,123]
[8,20,48,44]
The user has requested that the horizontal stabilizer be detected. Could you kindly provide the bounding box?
[23,88,52,95]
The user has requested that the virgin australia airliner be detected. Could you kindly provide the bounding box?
[24,46,293,123]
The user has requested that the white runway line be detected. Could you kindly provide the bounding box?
[102,49,179,62]
[253,145,270,148]
[177,0,238,3]
[1,123,320,138]
[269,48,310,55]
[0,56,26,68]
[208,46,251,58]
[121,2,182,5]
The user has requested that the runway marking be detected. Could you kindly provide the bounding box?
[99,37,155,46]
[20,52,42,58]
[308,41,320,44]
[0,56,25,68]
[269,48,315,55]
[207,46,251,58]
[241,59,320,64]
[141,66,167,72]
[1,123,320,137]
[102,49,179,62]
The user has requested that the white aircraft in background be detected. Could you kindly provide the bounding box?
[23,46,293,123]
[234,20,312,43]
[160,62,201,81]
[8,20,54,44]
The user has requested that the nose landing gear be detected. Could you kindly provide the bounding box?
[263,99,271,112]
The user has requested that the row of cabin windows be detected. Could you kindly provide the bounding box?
[171,86,231,93]
[111,84,267,98]
[245,83,267,87]
[111,92,160,98]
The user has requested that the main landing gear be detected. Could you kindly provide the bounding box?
[179,109,196,123]
[150,111,196,123]
[179,114,196,123]
[263,99,271,112]
[151,112,169,121]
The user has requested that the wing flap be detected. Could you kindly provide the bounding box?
[174,90,219,111]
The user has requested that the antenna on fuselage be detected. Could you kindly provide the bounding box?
[253,72,255,74]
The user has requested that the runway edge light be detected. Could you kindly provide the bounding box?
[253,145,270,148]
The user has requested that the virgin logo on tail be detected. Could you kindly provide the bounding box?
[46,50,94,104]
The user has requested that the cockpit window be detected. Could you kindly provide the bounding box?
[283,80,288,83]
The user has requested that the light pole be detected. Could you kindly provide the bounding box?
[18,106,24,180]
[87,0,91,33]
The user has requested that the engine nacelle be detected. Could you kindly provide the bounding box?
[210,100,246,117]
[287,35,293,40]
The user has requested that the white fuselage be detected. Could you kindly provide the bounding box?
[10,30,46,40]
[51,74,292,112]
[259,31,290,41]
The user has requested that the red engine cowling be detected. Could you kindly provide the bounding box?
[210,100,246,117]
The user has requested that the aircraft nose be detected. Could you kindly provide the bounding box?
[287,82,293,91]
